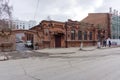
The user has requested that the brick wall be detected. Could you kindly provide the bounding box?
[81,13,110,38]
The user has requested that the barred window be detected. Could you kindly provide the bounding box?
[71,30,75,40]
[84,31,87,40]
[89,32,92,40]
[78,31,82,40]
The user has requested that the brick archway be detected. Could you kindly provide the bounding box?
[12,30,37,34]
[12,30,37,42]
[11,30,38,51]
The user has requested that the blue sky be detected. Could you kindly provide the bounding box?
[9,0,120,23]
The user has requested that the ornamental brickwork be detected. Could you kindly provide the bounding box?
[0,13,110,51]
[30,19,107,49]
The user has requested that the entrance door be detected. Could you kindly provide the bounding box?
[55,35,61,48]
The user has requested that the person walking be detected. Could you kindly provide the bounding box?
[104,39,107,47]
[108,40,111,47]
[103,39,106,47]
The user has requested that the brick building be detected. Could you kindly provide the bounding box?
[0,13,110,51]
[81,12,120,39]
[0,12,118,51]
[30,19,107,48]
[81,13,110,38]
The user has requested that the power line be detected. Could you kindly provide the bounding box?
[34,0,39,21]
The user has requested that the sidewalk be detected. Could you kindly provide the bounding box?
[96,45,120,50]
[34,46,98,54]
[35,47,79,54]
[80,46,97,51]
[0,46,119,61]
[35,45,120,54]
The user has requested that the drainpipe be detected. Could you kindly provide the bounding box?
[65,22,68,48]
[80,32,83,50]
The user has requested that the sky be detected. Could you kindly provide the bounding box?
[9,0,120,24]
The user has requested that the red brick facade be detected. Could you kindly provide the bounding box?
[81,13,111,38]
[30,19,107,48]
[0,13,110,51]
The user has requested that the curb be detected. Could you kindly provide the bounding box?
[79,46,120,51]
[79,48,97,51]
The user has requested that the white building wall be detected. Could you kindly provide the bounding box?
[13,20,36,30]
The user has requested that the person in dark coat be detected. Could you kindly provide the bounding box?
[105,39,107,47]
[103,39,106,47]
[108,40,111,47]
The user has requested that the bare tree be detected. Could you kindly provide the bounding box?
[0,0,13,29]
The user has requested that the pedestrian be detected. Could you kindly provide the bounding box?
[108,40,111,47]
[103,40,105,47]
[102,39,106,47]
[104,39,106,47]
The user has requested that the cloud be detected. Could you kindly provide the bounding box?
[95,0,120,13]
[10,0,105,23]
[36,0,104,22]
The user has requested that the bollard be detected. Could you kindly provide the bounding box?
[80,42,83,50]
[97,41,101,48]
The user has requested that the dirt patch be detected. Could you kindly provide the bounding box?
[4,51,49,60]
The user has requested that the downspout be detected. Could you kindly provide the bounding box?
[65,22,68,48]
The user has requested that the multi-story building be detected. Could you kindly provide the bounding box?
[82,8,120,39]
[12,20,36,30]
[11,20,36,43]
[81,13,110,39]
[109,9,120,39]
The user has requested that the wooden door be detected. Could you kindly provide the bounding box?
[55,35,61,48]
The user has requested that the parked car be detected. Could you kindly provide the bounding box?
[25,41,32,47]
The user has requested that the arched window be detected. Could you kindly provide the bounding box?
[84,31,87,40]
[89,32,92,40]
[71,30,75,40]
[78,31,82,40]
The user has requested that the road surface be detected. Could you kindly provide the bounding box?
[16,43,32,51]
[0,47,120,80]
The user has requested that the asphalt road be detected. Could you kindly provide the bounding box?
[1,47,120,80]
[16,43,32,51]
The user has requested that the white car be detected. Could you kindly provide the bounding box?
[25,41,32,47]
